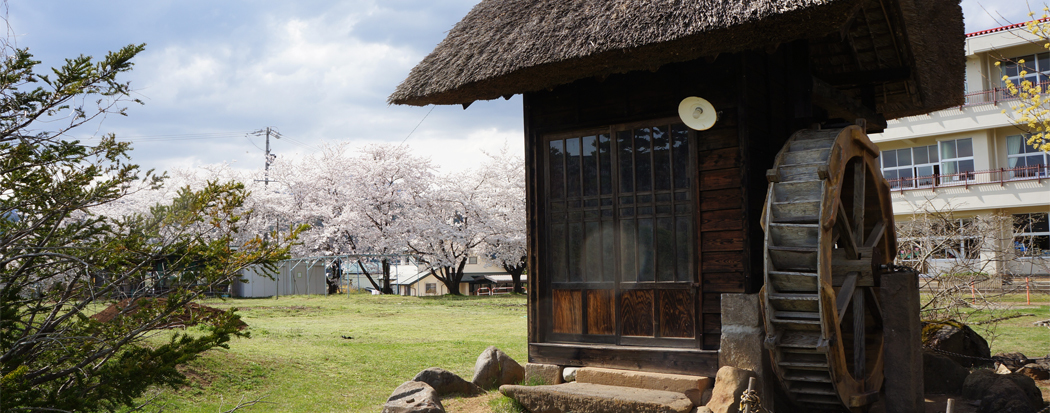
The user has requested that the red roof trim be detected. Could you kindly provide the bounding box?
[967,18,1050,38]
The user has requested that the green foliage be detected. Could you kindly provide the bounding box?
[488,395,527,413]
[0,44,300,412]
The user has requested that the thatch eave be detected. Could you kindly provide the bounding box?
[390,0,964,120]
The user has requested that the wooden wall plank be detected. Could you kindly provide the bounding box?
[700,169,742,191]
[697,147,741,171]
[702,272,746,292]
[701,230,745,251]
[701,293,722,313]
[699,189,744,211]
[702,251,746,272]
[701,209,745,232]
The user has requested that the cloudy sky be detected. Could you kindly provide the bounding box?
[7,0,1032,176]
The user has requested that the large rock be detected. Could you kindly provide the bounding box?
[922,320,991,367]
[705,366,757,413]
[500,382,694,413]
[412,367,482,397]
[923,352,970,394]
[993,352,1031,372]
[382,381,444,413]
[963,369,1045,413]
[1018,363,1050,380]
[471,346,525,390]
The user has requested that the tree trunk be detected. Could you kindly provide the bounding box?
[432,258,468,295]
[502,256,527,294]
[381,258,394,294]
[356,258,383,292]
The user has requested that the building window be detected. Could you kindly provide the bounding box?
[939,138,975,181]
[467,256,478,265]
[546,121,694,284]
[882,144,939,188]
[425,283,437,295]
[1007,134,1049,178]
[930,219,981,260]
[1014,213,1050,257]
[1001,52,1050,88]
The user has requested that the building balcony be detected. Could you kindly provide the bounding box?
[886,164,1048,192]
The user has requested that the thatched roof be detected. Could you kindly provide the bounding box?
[389,0,964,120]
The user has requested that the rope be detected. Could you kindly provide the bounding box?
[738,388,769,413]
[925,346,1050,363]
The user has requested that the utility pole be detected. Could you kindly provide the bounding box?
[251,127,282,185]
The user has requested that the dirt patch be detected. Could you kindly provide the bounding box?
[91,297,247,330]
[443,392,502,413]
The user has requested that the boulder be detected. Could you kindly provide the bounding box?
[923,352,970,394]
[382,381,444,413]
[471,346,525,390]
[993,352,1030,372]
[998,373,1044,410]
[705,366,757,413]
[963,369,1045,413]
[922,320,991,367]
[1017,363,1050,381]
[412,367,482,397]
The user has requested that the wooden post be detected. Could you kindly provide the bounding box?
[1027,277,1031,305]
[742,376,757,413]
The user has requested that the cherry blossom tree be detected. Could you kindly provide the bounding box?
[476,147,527,293]
[271,143,434,294]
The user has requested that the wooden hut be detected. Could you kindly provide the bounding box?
[391,0,963,410]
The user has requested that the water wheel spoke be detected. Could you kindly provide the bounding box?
[836,271,859,321]
[835,202,860,260]
[852,161,866,248]
[853,289,866,380]
[863,219,885,249]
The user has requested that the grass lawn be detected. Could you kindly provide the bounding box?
[130,291,1048,412]
[133,293,527,413]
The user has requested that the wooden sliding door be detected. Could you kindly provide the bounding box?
[544,118,698,348]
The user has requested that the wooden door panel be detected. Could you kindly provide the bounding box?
[659,289,695,338]
[553,289,582,334]
[620,289,654,336]
[586,289,615,335]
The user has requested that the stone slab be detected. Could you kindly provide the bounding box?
[525,363,563,385]
[575,367,711,405]
[500,382,694,413]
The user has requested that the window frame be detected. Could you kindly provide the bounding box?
[1000,52,1050,89]
[1013,213,1050,258]
[881,144,939,189]
[1006,134,1049,178]
[938,138,975,182]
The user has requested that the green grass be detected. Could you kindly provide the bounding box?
[128,291,1048,412]
[132,293,527,412]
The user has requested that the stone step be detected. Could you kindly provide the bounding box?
[574,367,711,406]
[500,382,695,413]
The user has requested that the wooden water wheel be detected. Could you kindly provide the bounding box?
[761,125,896,411]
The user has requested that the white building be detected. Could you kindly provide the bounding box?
[870,19,1050,282]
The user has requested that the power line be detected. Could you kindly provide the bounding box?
[401,104,434,145]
